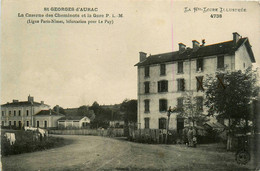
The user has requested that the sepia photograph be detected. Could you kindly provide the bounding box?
[1,0,260,170]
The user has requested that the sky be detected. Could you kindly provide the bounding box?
[1,0,260,108]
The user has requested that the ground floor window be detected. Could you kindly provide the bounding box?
[14,121,16,127]
[2,121,4,126]
[144,118,149,129]
[159,118,166,129]
[18,121,22,128]
[177,118,184,133]
[26,121,29,127]
[44,120,47,128]
[37,121,39,127]
[9,121,11,126]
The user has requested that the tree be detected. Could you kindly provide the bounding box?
[53,105,66,114]
[89,101,100,114]
[179,92,208,127]
[120,99,137,123]
[77,105,95,121]
[204,67,259,150]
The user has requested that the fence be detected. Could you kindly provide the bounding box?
[49,128,124,137]
[128,128,181,144]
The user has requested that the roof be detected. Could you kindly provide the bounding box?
[1,101,50,107]
[58,116,90,121]
[135,38,255,67]
[34,110,64,116]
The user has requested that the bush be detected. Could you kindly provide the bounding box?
[1,131,65,156]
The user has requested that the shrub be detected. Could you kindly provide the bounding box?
[1,131,65,156]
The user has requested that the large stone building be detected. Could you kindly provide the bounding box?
[135,32,256,130]
[1,95,64,128]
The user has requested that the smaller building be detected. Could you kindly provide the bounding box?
[58,116,90,129]
[34,110,64,128]
[109,120,125,128]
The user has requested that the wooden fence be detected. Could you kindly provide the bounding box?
[128,129,174,144]
[49,128,124,137]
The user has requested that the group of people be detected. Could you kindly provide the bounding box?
[187,127,197,147]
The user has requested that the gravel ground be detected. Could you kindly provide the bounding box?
[1,135,257,171]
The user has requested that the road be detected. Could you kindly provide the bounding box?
[1,135,256,171]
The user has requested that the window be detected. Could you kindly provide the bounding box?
[177,118,184,133]
[37,121,39,127]
[9,121,11,126]
[14,121,16,127]
[177,79,185,91]
[144,118,150,129]
[158,80,168,92]
[14,111,16,116]
[26,121,29,126]
[144,82,150,94]
[144,100,150,113]
[26,110,29,116]
[196,76,204,92]
[44,121,48,128]
[159,118,166,129]
[144,66,150,77]
[18,121,21,128]
[9,111,11,116]
[196,97,203,111]
[159,99,167,112]
[178,61,183,73]
[18,110,21,116]
[2,111,4,116]
[196,58,203,71]
[2,121,4,126]
[160,64,166,75]
[217,56,224,69]
[177,98,184,110]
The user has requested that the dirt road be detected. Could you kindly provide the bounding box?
[1,135,255,171]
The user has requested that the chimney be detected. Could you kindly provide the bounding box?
[28,95,34,102]
[178,43,186,52]
[201,39,205,47]
[41,101,44,105]
[139,52,147,62]
[13,100,19,103]
[192,40,200,50]
[233,32,240,44]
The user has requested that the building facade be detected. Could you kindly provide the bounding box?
[34,110,64,128]
[135,32,255,130]
[58,116,90,128]
[1,95,50,128]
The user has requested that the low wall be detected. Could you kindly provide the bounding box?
[49,128,124,137]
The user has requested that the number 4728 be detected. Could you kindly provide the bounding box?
[210,14,222,18]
